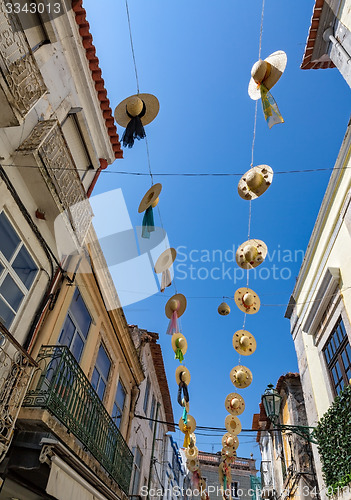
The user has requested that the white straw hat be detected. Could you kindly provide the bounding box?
[234,287,260,314]
[236,239,267,270]
[114,93,160,127]
[225,393,245,416]
[230,365,253,389]
[224,415,242,435]
[138,184,162,213]
[175,365,191,386]
[232,330,257,356]
[154,248,177,273]
[238,165,273,200]
[248,51,287,100]
[222,433,239,450]
[165,293,187,319]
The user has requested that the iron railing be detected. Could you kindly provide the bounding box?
[23,345,133,494]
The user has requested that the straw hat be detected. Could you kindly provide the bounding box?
[236,239,267,269]
[198,478,206,493]
[224,415,242,435]
[230,365,253,389]
[225,393,245,416]
[114,93,160,127]
[185,445,199,460]
[232,330,256,356]
[187,458,200,472]
[190,433,196,446]
[179,415,196,434]
[222,433,239,449]
[138,183,162,213]
[165,293,187,319]
[218,302,230,316]
[171,333,188,356]
[175,365,191,385]
[221,446,237,459]
[248,51,287,100]
[154,248,177,274]
[238,165,273,200]
[234,287,260,314]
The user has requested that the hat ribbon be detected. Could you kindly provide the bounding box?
[166,309,180,335]
[141,205,155,239]
[182,423,191,448]
[177,380,189,406]
[121,100,146,148]
[260,84,284,129]
[161,268,172,293]
[182,407,188,425]
[175,337,184,362]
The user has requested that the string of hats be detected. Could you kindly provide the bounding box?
[217,0,287,497]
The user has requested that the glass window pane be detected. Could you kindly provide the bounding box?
[96,345,111,381]
[116,380,126,409]
[324,348,330,364]
[0,274,24,311]
[70,333,84,362]
[0,213,20,261]
[97,379,106,401]
[59,315,76,348]
[0,298,15,328]
[70,289,91,338]
[342,350,349,371]
[91,367,99,392]
[12,246,38,289]
[339,320,346,339]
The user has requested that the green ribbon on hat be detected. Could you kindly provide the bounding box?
[174,337,184,362]
[182,407,188,425]
[142,206,155,239]
[223,476,227,491]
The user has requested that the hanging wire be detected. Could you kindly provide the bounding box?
[125,0,140,94]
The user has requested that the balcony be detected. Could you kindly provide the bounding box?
[0,2,46,126]
[23,345,133,494]
[0,322,37,462]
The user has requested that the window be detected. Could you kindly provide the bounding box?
[91,343,111,401]
[0,212,38,328]
[61,114,92,181]
[131,447,143,495]
[58,288,91,362]
[231,482,239,499]
[149,395,156,429]
[143,377,150,414]
[112,379,126,428]
[323,317,351,395]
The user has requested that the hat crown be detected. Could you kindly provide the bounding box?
[226,436,234,446]
[169,299,180,312]
[152,196,159,208]
[218,302,230,315]
[246,169,264,190]
[251,59,267,84]
[236,370,246,382]
[231,397,240,409]
[243,293,254,306]
[243,244,257,262]
[240,335,250,348]
[126,96,143,117]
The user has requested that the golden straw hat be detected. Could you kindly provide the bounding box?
[154,248,177,274]
[218,302,230,316]
[114,93,160,127]
[165,293,187,319]
[224,415,242,435]
[225,393,245,416]
[175,365,191,385]
[187,458,200,472]
[222,433,239,450]
[221,446,237,459]
[230,365,253,389]
[248,51,287,100]
[190,433,196,446]
[236,239,267,270]
[171,333,188,356]
[232,330,257,356]
[185,445,199,460]
[138,183,162,213]
[238,165,273,200]
[234,287,260,314]
[179,415,196,434]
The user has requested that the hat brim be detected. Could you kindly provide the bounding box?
[175,365,191,385]
[222,446,237,458]
[154,248,177,273]
[114,93,160,127]
[234,287,260,315]
[165,293,187,319]
[225,392,245,416]
[230,365,253,389]
[224,415,242,435]
[185,445,199,460]
[236,239,268,270]
[138,183,162,213]
[171,333,188,356]
[238,165,273,201]
[179,415,196,434]
[187,458,200,472]
[232,330,257,356]
[248,50,287,100]
[222,433,239,450]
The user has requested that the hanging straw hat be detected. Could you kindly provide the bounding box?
[236,239,267,269]
[198,478,206,492]
[230,365,253,389]
[190,433,196,446]
[238,165,273,200]
[225,393,245,416]
[232,330,257,356]
[185,445,199,460]
[175,365,191,385]
[171,333,188,356]
[114,93,160,127]
[222,433,239,450]
[165,293,187,319]
[221,446,237,459]
[218,302,230,316]
[179,415,196,434]
[234,287,260,314]
[225,415,242,435]
[187,458,200,472]
[248,51,287,100]
[138,183,162,213]
[154,248,177,274]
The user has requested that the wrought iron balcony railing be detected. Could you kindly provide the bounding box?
[23,345,133,494]
[0,322,37,462]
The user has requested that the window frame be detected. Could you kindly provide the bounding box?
[131,446,143,496]
[112,379,127,429]
[323,316,351,396]
[91,342,111,402]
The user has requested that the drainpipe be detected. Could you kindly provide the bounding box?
[87,158,108,198]
[147,402,160,499]
[323,27,351,66]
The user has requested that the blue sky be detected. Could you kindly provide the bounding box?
[83,0,350,463]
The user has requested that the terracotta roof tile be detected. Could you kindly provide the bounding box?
[72,0,123,159]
